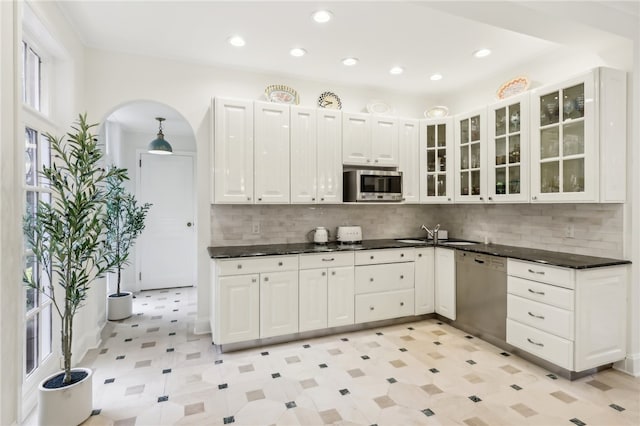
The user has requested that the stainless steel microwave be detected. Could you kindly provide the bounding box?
[343,170,403,202]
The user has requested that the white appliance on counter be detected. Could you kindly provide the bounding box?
[336,225,362,244]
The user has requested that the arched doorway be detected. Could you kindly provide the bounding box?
[101,100,198,293]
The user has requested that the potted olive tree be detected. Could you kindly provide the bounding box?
[23,114,127,426]
[104,168,151,320]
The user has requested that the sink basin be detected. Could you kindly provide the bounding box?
[396,239,428,244]
[440,241,477,246]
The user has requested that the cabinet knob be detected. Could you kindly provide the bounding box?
[322,271,326,276]
[247,197,251,201]
[258,198,262,201]
[278,261,283,266]
[370,255,374,260]
[479,196,484,201]
[331,271,336,276]
[237,264,243,269]
[374,159,379,163]
[252,278,256,283]
[370,278,374,282]
[400,302,404,306]
[532,196,538,200]
[418,253,422,257]
[488,197,493,201]
[400,275,404,279]
[400,253,404,257]
[369,306,375,311]
[367,159,371,163]
[447,198,451,201]
[264,277,269,282]
[320,198,325,201]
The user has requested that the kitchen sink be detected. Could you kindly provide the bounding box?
[395,239,428,244]
[440,241,477,246]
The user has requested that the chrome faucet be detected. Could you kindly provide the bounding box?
[421,223,441,245]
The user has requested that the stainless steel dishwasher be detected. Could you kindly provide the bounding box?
[454,251,507,344]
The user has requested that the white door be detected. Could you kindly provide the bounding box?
[342,112,371,165]
[137,152,196,290]
[435,248,456,320]
[327,266,355,327]
[290,106,317,204]
[317,109,342,203]
[398,119,420,203]
[414,248,435,314]
[260,271,298,338]
[254,101,290,203]
[217,274,260,344]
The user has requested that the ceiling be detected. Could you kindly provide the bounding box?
[56,1,637,134]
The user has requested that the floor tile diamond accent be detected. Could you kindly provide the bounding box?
[91,409,101,416]
[510,384,522,391]
[390,359,406,368]
[587,379,612,391]
[238,363,254,373]
[223,415,235,424]
[285,356,301,364]
[125,385,144,395]
[141,342,156,349]
[339,388,350,395]
[328,348,343,355]
[319,409,342,424]
[374,395,395,409]
[421,384,443,395]
[387,377,397,384]
[361,355,370,360]
[134,360,151,368]
[464,416,489,426]
[319,363,328,368]
[186,352,201,360]
[300,378,318,389]
[348,368,364,378]
[285,401,296,409]
[246,389,265,401]
[218,383,228,389]
[271,372,281,378]
[569,418,586,426]
[468,395,482,402]
[551,390,577,403]
[610,404,625,412]
[104,378,115,384]
[500,364,521,374]
[114,418,136,426]
[422,408,435,417]
[510,403,537,417]
[184,401,205,416]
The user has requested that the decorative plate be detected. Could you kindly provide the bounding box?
[265,84,299,104]
[497,76,530,100]
[366,100,392,115]
[424,106,449,118]
[318,91,342,109]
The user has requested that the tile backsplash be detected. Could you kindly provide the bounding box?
[210,203,624,259]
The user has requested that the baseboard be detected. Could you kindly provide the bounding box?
[613,353,640,377]
[193,317,211,335]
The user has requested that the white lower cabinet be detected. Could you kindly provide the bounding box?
[260,270,298,338]
[414,247,435,314]
[216,274,259,344]
[507,259,628,372]
[299,252,355,331]
[434,248,456,320]
[354,248,415,324]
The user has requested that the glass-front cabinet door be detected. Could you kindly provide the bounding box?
[419,117,453,203]
[454,108,486,203]
[530,71,597,202]
[487,93,529,203]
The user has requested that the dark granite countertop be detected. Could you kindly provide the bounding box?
[208,238,630,269]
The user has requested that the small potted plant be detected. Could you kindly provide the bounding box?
[104,168,151,320]
[23,114,127,426]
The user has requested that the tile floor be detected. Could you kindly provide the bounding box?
[63,287,639,425]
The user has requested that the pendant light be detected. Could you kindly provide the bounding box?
[148,117,173,155]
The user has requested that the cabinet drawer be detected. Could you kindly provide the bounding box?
[355,248,415,265]
[217,255,298,276]
[355,262,414,294]
[508,259,574,289]
[299,252,354,269]
[508,276,574,310]
[355,289,414,323]
[507,319,573,370]
[507,294,574,340]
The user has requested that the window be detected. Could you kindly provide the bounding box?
[22,39,53,379]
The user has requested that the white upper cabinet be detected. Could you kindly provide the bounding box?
[398,119,420,203]
[290,106,318,204]
[420,117,454,204]
[213,97,254,204]
[371,116,399,166]
[454,108,487,203]
[530,67,626,203]
[342,112,399,166]
[342,112,372,165]
[254,101,290,203]
[317,109,343,203]
[487,93,530,203]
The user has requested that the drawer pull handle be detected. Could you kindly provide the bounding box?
[278,262,283,266]
[400,302,404,306]
[527,338,544,347]
[528,288,545,296]
[237,264,243,269]
[370,306,375,311]
[322,258,335,262]
[528,311,545,320]
[528,268,545,275]
[322,272,326,276]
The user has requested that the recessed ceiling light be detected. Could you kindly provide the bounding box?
[289,47,307,57]
[342,57,358,66]
[389,66,404,75]
[473,48,492,58]
[430,73,443,81]
[312,10,332,23]
[227,35,246,47]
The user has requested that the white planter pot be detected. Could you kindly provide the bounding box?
[107,291,133,320]
[38,367,93,426]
